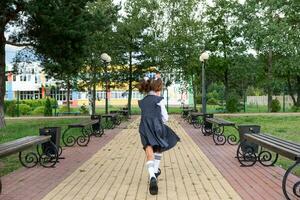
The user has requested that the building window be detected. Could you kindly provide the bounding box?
[13,75,16,81]
[19,91,41,100]
[50,89,73,101]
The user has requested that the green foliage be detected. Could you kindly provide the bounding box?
[291,106,300,112]
[18,104,32,115]
[31,106,45,115]
[80,104,89,115]
[4,101,16,113]
[6,102,17,117]
[207,98,219,105]
[59,106,75,113]
[226,93,241,113]
[271,99,281,113]
[44,98,53,116]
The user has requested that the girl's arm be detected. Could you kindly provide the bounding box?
[157,99,169,123]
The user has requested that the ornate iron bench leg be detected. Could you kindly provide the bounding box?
[76,127,90,146]
[62,128,76,147]
[38,141,59,168]
[212,125,226,145]
[226,126,240,145]
[258,149,278,167]
[19,150,39,168]
[282,161,300,200]
[236,140,257,167]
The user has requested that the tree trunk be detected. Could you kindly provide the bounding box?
[0,26,6,127]
[224,68,229,102]
[287,75,297,106]
[92,83,96,115]
[67,80,71,112]
[267,49,273,112]
[296,76,300,107]
[192,75,197,111]
[127,51,133,116]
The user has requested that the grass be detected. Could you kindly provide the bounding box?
[0,118,86,176]
[221,115,300,175]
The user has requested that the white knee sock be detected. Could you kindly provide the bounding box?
[146,160,156,179]
[154,153,162,173]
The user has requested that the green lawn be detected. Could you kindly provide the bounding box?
[221,115,300,175]
[0,118,85,176]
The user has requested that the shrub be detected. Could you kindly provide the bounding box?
[271,99,281,112]
[4,100,16,113]
[207,98,219,105]
[80,104,89,114]
[44,98,53,116]
[59,106,75,113]
[31,106,45,115]
[226,93,240,113]
[291,105,300,112]
[18,104,32,115]
[6,102,17,117]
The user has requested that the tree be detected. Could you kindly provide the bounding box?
[114,0,159,115]
[24,0,95,112]
[204,0,245,103]
[238,0,290,111]
[0,0,30,127]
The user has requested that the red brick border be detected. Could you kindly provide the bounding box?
[178,116,297,200]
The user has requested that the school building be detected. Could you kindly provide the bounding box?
[5,63,192,107]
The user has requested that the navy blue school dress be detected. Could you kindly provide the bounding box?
[138,95,180,152]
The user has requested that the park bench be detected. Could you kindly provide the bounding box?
[204,117,239,145]
[102,113,121,129]
[181,108,193,119]
[62,120,100,147]
[0,136,59,194]
[188,112,213,129]
[236,133,300,200]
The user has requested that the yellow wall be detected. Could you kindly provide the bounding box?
[77,99,139,106]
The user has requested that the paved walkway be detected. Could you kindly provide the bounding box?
[179,116,298,200]
[1,116,298,200]
[41,118,240,200]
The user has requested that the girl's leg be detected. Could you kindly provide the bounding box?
[153,149,162,175]
[145,146,155,179]
[145,145,158,195]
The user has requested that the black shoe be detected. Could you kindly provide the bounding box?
[149,177,158,195]
[155,168,161,178]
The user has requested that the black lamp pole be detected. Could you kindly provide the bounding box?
[104,62,109,115]
[201,61,206,114]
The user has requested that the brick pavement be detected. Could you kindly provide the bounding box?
[41,118,241,200]
[0,118,135,200]
[179,116,299,200]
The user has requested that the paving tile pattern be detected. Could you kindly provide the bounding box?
[41,118,241,200]
[179,116,299,200]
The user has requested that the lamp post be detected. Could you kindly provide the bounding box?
[100,53,111,114]
[199,51,209,114]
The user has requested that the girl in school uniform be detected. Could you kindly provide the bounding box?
[138,73,180,195]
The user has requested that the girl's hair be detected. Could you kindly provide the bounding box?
[138,78,163,93]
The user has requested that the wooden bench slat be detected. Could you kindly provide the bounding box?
[259,134,300,151]
[253,134,300,154]
[206,118,235,126]
[0,136,50,151]
[244,134,300,160]
[68,120,98,128]
[0,136,51,158]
